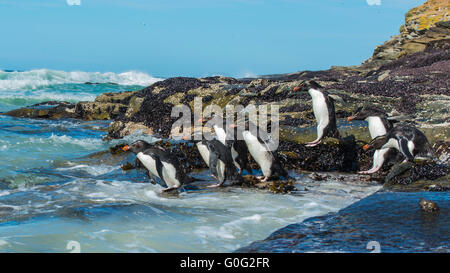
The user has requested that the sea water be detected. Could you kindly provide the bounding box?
[0,69,381,252]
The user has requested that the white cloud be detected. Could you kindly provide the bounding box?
[366,0,381,6]
[67,0,81,6]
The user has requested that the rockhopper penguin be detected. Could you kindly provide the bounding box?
[122,140,190,192]
[199,115,252,175]
[363,124,434,163]
[182,134,243,188]
[348,106,398,174]
[293,80,340,147]
[230,119,288,182]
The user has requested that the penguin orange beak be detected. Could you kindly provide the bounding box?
[347,116,355,122]
[181,135,189,140]
[363,144,371,151]
[229,124,238,129]
[292,86,300,92]
[197,118,206,124]
[122,145,130,151]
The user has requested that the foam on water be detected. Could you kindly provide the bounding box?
[0,174,381,252]
[0,69,161,91]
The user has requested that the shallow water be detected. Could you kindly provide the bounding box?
[0,71,382,252]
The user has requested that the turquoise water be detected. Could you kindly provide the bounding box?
[0,69,381,252]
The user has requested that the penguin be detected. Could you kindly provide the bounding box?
[205,139,244,187]
[292,80,340,147]
[363,124,434,163]
[122,140,189,192]
[230,119,288,182]
[347,106,394,138]
[347,106,398,174]
[199,115,252,174]
[182,134,243,187]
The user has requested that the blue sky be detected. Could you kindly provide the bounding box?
[0,0,425,78]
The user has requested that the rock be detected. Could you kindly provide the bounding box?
[242,176,296,194]
[3,101,76,119]
[106,121,153,140]
[278,136,360,173]
[433,141,450,164]
[419,198,440,212]
[377,70,390,81]
[309,172,330,181]
[384,161,450,191]
[363,0,449,67]
[121,162,135,171]
[74,102,128,120]
[401,0,449,34]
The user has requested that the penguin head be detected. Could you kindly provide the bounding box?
[292,80,322,92]
[363,135,389,151]
[122,140,152,154]
[348,106,387,122]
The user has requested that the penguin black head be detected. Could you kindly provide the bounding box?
[292,80,323,92]
[122,140,153,154]
[348,106,387,122]
[363,135,389,151]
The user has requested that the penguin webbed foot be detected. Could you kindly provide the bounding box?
[161,187,179,193]
[257,176,269,182]
[306,140,321,147]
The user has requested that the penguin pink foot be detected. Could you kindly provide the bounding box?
[306,140,321,147]
[358,166,381,174]
[257,176,268,182]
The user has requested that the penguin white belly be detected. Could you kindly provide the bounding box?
[137,152,160,178]
[309,89,329,137]
[161,161,181,188]
[243,131,273,177]
[366,117,387,139]
[231,146,240,169]
[408,141,415,155]
[196,142,210,167]
[383,138,400,151]
[213,125,227,145]
[373,148,389,168]
[216,159,226,182]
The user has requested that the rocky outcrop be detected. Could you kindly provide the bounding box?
[363,0,449,67]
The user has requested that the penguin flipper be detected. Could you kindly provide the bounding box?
[208,150,220,180]
[398,138,414,161]
[153,154,165,182]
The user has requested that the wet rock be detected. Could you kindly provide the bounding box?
[242,176,296,194]
[433,141,450,164]
[419,198,440,213]
[3,101,77,119]
[121,162,135,171]
[384,161,450,191]
[278,136,360,173]
[236,191,450,253]
[309,172,331,181]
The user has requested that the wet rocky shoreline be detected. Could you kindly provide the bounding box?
[0,0,448,252]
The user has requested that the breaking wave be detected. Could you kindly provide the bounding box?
[0,69,162,91]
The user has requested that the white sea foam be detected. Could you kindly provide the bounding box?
[56,164,119,176]
[0,69,162,91]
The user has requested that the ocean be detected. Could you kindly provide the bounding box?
[0,69,382,252]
